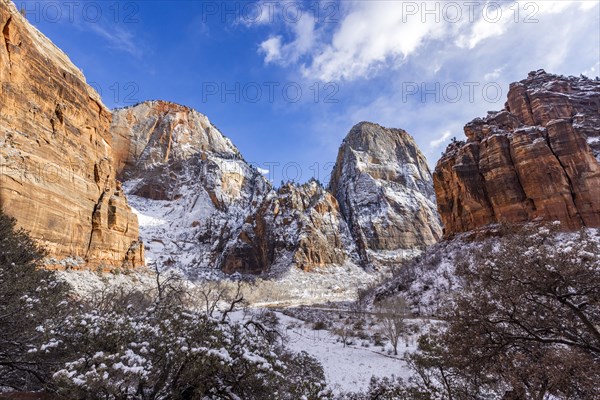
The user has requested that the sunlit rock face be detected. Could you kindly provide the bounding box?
[434,70,600,236]
[329,122,443,267]
[0,0,142,270]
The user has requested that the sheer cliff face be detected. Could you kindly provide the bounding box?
[434,70,600,236]
[329,122,443,266]
[112,101,246,204]
[0,0,143,269]
[112,102,271,274]
[115,105,439,274]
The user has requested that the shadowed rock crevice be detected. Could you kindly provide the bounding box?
[2,16,12,61]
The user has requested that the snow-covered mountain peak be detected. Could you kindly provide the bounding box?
[111,107,441,278]
[329,122,442,267]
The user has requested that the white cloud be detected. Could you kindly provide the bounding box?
[257,167,270,175]
[250,0,599,171]
[430,131,452,148]
[301,1,445,81]
[454,5,513,50]
[579,1,600,11]
[255,1,595,82]
[87,24,142,58]
[259,36,283,63]
[484,67,505,81]
[259,12,316,65]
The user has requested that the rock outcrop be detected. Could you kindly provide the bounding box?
[434,70,600,235]
[221,180,357,274]
[115,102,357,275]
[329,122,443,266]
[115,103,440,275]
[0,0,143,269]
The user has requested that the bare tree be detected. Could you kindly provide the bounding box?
[369,224,600,399]
[0,210,71,391]
[334,319,353,348]
[376,296,407,356]
[153,262,186,305]
[189,279,246,321]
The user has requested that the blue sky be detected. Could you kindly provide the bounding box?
[18,0,600,184]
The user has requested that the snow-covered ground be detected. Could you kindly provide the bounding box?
[227,309,423,395]
[277,312,415,394]
[56,265,378,307]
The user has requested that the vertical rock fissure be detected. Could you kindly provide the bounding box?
[478,145,497,221]
[85,192,104,259]
[506,136,534,209]
[543,131,585,225]
[2,16,12,63]
[523,89,536,125]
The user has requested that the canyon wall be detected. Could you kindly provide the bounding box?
[114,103,440,274]
[329,122,442,267]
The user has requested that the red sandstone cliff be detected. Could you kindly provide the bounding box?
[434,70,600,235]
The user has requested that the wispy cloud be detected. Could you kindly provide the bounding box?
[254,1,598,82]
[259,36,283,63]
[484,67,505,81]
[87,24,142,58]
[430,131,452,149]
[258,11,316,65]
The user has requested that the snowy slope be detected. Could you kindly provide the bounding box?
[112,103,440,282]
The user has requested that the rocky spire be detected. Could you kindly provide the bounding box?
[329,122,443,267]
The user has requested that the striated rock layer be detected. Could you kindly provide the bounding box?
[115,103,440,274]
[434,70,600,236]
[0,0,143,269]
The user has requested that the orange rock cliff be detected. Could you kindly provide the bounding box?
[0,0,143,269]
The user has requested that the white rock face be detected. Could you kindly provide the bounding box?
[329,122,443,267]
[112,104,442,276]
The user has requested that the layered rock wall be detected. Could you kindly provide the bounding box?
[0,0,142,269]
